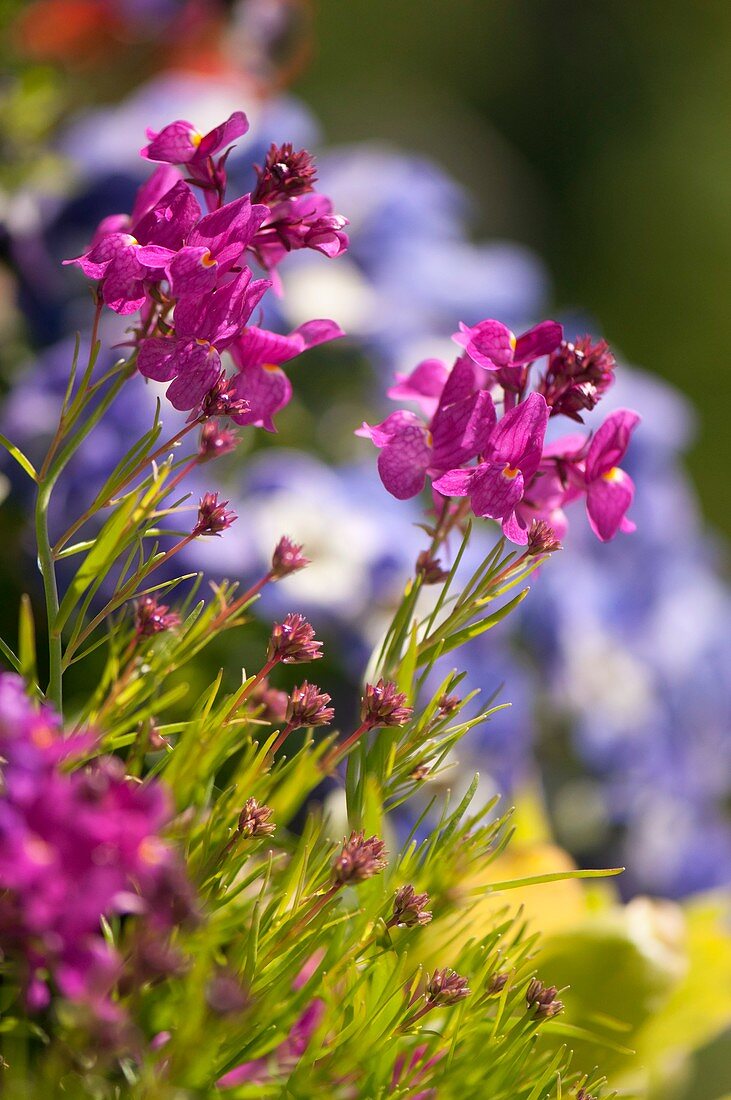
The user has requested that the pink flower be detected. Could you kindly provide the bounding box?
[141,111,249,210]
[141,111,249,169]
[357,359,495,500]
[250,192,349,272]
[433,392,549,544]
[229,319,344,431]
[166,195,268,299]
[64,177,199,314]
[137,270,270,409]
[453,318,563,372]
[387,358,451,418]
[0,675,195,1018]
[583,408,640,540]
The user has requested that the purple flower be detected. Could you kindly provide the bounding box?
[433,393,549,544]
[238,798,276,839]
[387,358,451,418]
[357,358,495,500]
[165,195,268,298]
[137,270,270,409]
[229,319,343,431]
[425,968,470,1007]
[583,408,640,541]
[198,420,239,461]
[0,674,194,1017]
[250,192,349,272]
[217,1000,325,1088]
[453,318,563,372]
[64,175,199,314]
[389,885,432,928]
[141,110,249,169]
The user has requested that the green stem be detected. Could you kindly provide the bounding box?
[35,478,62,712]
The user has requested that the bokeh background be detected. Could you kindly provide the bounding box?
[0,2,729,1097]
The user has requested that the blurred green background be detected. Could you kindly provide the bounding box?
[300,0,731,537]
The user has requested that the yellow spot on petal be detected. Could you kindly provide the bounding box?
[190,130,203,148]
[31,725,54,749]
[426,430,434,447]
[138,836,166,866]
[25,835,53,866]
[602,466,623,482]
[263,362,281,373]
[200,250,217,268]
[503,466,520,480]
[509,331,517,351]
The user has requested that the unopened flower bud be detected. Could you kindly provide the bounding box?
[416,550,449,584]
[198,420,239,462]
[238,798,276,839]
[286,682,334,728]
[199,372,249,419]
[193,492,237,537]
[332,831,387,886]
[526,978,563,1019]
[268,613,323,664]
[253,143,318,205]
[425,968,470,1007]
[249,679,289,723]
[526,520,562,556]
[437,694,461,717]
[271,537,310,580]
[537,336,616,422]
[390,885,432,928]
[206,970,247,1016]
[360,679,413,729]
[487,972,509,995]
[410,763,431,781]
[134,595,180,638]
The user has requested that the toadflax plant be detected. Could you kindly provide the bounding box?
[0,108,639,1098]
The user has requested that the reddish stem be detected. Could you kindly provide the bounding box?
[270,721,297,756]
[223,656,280,722]
[322,721,371,771]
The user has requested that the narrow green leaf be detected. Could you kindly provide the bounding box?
[469,867,625,894]
[18,595,37,684]
[0,635,21,673]
[0,432,37,480]
[56,492,139,632]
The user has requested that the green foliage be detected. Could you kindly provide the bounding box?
[0,340,620,1099]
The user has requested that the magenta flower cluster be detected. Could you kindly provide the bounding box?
[0,674,193,1019]
[65,112,346,424]
[359,320,640,543]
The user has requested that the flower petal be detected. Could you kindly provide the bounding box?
[512,320,563,365]
[489,392,548,479]
[469,462,525,521]
[586,467,635,541]
[585,408,641,481]
[452,319,515,370]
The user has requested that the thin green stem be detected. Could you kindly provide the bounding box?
[35,478,62,712]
